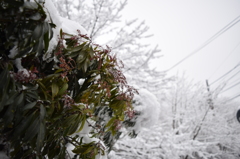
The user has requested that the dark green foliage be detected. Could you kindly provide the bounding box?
[0,0,54,59]
[0,1,138,158]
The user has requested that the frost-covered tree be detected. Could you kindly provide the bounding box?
[0,1,139,158]
[109,75,240,158]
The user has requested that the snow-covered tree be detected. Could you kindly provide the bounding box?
[0,1,139,158]
[109,75,240,158]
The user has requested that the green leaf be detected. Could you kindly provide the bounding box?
[3,92,24,125]
[42,22,49,34]
[77,53,86,64]
[82,146,94,155]
[5,91,18,106]
[0,69,8,91]
[106,117,116,128]
[0,70,12,110]
[72,142,95,155]
[43,22,52,51]
[83,61,88,72]
[68,115,82,135]
[40,104,46,121]
[54,68,63,74]
[66,45,82,53]
[72,146,88,154]
[101,149,105,155]
[38,81,50,100]
[37,122,45,153]
[88,46,95,58]
[76,115,86,133]
[44,31,50,51]
[79,137,84,145]
[32,24,43,40]
[51,83,59,98]
[46,103,55,117]
[0,93,8,111]
[15,46,32,58]
[24,117,39,142]
[68,51,81,58]
[12,113,35,141]
[26,90,38,100]
[58,83,68,96]
[3,104,14,127]
[60,29,63,39]
[33,35,44,55]
[62,114,79,128]
[15,92,24,108]
[48,23,54,40]
[82,109,93,114]
[24,83,39,90]
[23,101,37,111]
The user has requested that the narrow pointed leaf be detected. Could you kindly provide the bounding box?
[23,101,37,111]
[51,83,59,98]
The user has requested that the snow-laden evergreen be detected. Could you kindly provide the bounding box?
[0,0,139,158]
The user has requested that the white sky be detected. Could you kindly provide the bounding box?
[122,0,240,99]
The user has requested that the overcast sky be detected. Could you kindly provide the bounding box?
[122,0,240,99]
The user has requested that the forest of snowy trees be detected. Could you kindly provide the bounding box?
[0,0,240,159]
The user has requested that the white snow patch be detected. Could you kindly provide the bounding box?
[65,119,107,158]
[78,78,85,85]
[8,46,18,59]
[14,58,23,70]
[42,0,89,62]
[29,12,41,20]
[43,0,61,26]
[60,17,89,36]
[18,68,30,77]
[42,0,62,60]
[23,1,38,9]
[133,88,160,132]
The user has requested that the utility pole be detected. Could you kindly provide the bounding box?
[185,80,214,159]
[206,80,214,109]
[192,80,214,139]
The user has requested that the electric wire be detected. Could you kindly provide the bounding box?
[166,15,240,72]
[229,76,240,85]
[209,62,240,85]
[212,68,240,92]
[220,81,240,94]
[223,93,240,103]
[208,41,240,80]
[225,69,240,83]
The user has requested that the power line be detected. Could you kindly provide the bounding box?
[208,41,240,80]
[166,15,240,71]
[223,93,240,103]
[212,67,240,91]
[229,76,240,85]
[209,62,240,85]
[220,81,240,94]
[225,69,240,83]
